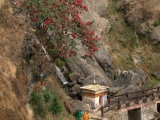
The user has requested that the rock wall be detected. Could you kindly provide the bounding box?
[66,0,112,88]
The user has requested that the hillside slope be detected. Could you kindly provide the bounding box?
[0,1,31,120]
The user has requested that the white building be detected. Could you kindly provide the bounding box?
[80,83,109,110]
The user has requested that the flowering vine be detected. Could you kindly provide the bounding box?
[14,0,100,59]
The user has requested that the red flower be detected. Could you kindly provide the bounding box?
[69,51,73,56]
[14,3,18,6]
[64,55,68,58]
[85,54,88,57]
[44,20,49,25]
[74,0,82,6]
[90,51,94,55]
[19,0,22,2]
[91,31,95,35]
[72,33,76,38]
[63,19,67,22]
[52,4,57,8]
[83,6,88,11]
[37,11,40,14]
[33,18,37,22]
[49,19,53,23]
[76,14,81,19]
[86,21,90,26]
[79,20,83,25]
[44,26,47,30]
[94,47,98,51]
[21,4,25,8]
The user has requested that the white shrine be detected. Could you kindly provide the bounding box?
[80,79,109,110]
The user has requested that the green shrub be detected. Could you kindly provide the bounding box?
[43,89,52,103]
[153,20,160,26]
[57,58,65,68]
[33,101,46,118]
[49,95,63,115]
[29,92,46,118]
[29,92,41,105]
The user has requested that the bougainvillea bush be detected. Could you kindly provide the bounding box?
[14,0,100,59]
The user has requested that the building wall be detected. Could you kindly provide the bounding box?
[108,101,160,120]
[141,103,156,120]
[83,94,108,109]
[117,110,128,120]
[83,96,96,110]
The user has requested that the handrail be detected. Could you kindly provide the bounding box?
[101,86,160,117]
[109,87,159,99]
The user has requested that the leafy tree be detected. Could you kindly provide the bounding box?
[49,95,63,115]
[14,0,100,59]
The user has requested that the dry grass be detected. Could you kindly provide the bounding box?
[0,1,30,120]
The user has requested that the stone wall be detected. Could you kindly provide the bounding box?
[107,101,160,120]
[141,103,156,120]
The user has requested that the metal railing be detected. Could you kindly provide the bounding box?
[101,86,160,117]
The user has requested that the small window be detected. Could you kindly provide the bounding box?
[128,108,141,120]
[157,103,160,112]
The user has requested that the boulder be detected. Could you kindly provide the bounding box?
[81,0,111,35]
[108,87,123,96]
[120,85,142,94]
[94,46,112,79]
[77,78,83,84]
[69,80,77,87]
[150,26,160,44]
[70,84,80,93]
[67,60,86,78]
[132,68,147,79]
[131,55,141,64]
[152,71,160,80]
[83,75,108,86]
[69,73,79,81]
[71,100,87,114]
[119,85,144,99]
[86,0,109,16]
[62,66,69,74]
[112,70,146,88]
[67,56,112,87]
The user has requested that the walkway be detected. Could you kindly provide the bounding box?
[89,86,160,119]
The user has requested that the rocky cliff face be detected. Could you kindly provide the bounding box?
[66,0,112,88]
[118,0,160,45]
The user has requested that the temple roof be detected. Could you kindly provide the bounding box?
[80,83,109,92]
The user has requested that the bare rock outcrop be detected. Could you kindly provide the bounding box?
[110,69,146,95]
[118,0,160,45]
[66,0,112,87]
